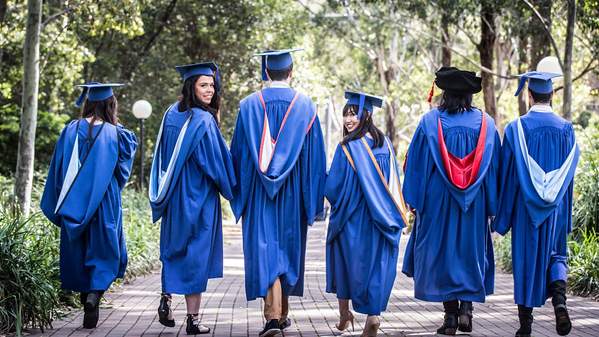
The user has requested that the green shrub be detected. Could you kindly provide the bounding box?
[0,207,62,335]
[120,188,160,281]
[568,228,599,299]
[494,233,512,273]
[572,120,599,236]
[0,177,159,334]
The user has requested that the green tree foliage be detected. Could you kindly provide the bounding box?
[0,0,307,182]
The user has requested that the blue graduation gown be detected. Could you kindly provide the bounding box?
[230,87,326,301]
[492,110,578,308]
[325,137,406,315]
[149,103,236,295]
[402,108,499,303]
[41,120,137,292]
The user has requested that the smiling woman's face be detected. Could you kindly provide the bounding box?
[194,75,215,105]
[344,109,359,133]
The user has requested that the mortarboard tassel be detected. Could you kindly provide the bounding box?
[427,81,435,103]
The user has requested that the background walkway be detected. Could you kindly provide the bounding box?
[29,222,599,337]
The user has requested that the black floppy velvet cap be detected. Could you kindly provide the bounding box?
[434,66,482,94]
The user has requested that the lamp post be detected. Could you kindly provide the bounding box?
[132,100,152,190]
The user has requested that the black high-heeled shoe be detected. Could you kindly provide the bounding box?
[458,301,473,332]
[186,314,211,335]
[158,293,175,327]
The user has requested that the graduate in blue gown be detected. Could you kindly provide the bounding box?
[41,83,137,329]
[230,49,326,337]
[325,91,409,337]
[402,67,500,335]
[149,62,236,335]
[493,72,578,337]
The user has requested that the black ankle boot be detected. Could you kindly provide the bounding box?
[158,293,175,327]
[186,314,211,335]
[83,291,102,329]
[550,280,572,336]
[437,301,458,335]
[458,301,473,332]
[515,305,533,337]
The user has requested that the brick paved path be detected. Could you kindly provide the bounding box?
[28,222,599,337]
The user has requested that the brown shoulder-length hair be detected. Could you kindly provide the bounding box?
[80,96,118,137]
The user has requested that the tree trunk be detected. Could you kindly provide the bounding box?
[478,2,497,120]
[0,0,7,24]
[15,0,42,216]
[529,0,552,69]
[441,13,452,67]
[518,32,529,116]
[562,0,576,120]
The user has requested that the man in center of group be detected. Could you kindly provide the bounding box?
[230,49,326,337]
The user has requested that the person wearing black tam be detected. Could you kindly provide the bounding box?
[402,67,500,335]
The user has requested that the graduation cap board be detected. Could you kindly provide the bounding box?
[344,91,384,119]
[175,61,221,92]
[255,48,303,81]
[514,71,562,96]
[427,67,482,104]
[75,82,124,108]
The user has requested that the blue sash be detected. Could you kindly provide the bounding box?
[43,120,119,241]
[148,103,212,222]
[506,121,579,227]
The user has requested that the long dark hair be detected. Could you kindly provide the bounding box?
[341,104,385,148]
[80,96,118,138]
[178,75,221,125]
[438,91,474,114]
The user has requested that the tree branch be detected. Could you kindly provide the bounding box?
[41,2,82,30]
[554,58,597,92]
[522,0,564,69]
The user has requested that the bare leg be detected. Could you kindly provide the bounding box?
[336,299,354,331]
[338,298,350,315]
[185,293,202,315]
[263,278,283,321]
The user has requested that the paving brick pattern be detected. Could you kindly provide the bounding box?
[27,222,599,336]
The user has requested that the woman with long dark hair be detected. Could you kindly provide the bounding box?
[41,83,137,329]
[325,91,409,337]
[402,67,500,335]
[149,62,236,335]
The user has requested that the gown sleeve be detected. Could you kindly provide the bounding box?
[40,125,68,226]
[484,131,502,217]
[229,110,250,221]
[491,127,518,235]
[193,119,237,200]
[324,144,360,242]
[300,115,326,225]
[115,125,138,190]
[402,122,433,212]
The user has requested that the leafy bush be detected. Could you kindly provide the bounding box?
[572,120,599,236]
[494,233,512,273]
[0,177,159,335]
[568,229,599,299]
[121,188,160,281]
[0,205,62,335]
